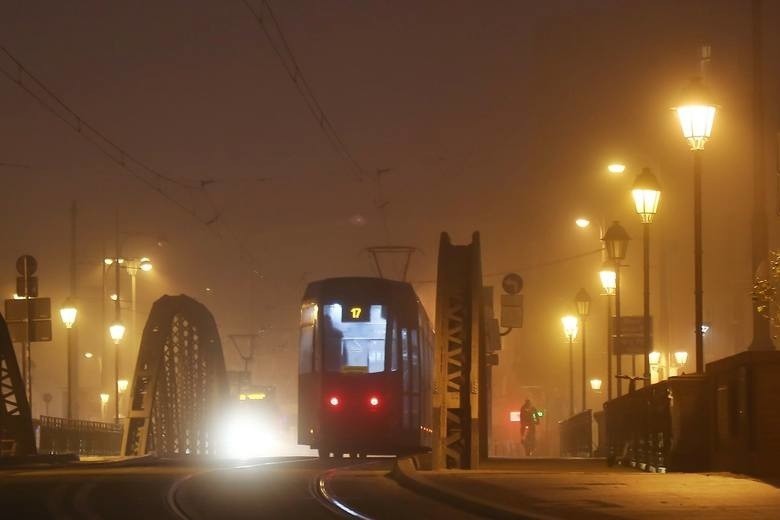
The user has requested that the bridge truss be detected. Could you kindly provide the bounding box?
[121,295,228,456]
[432,232,485,469]
[0,312,35,456]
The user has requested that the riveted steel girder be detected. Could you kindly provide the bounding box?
[121,295,228,456]
[0,312,35,456]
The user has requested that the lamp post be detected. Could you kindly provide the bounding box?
[575,289,591,411]
[59,298,78,419]
[561,315,579,417]
[125,257,153,356]
[632,168,661,386]
[599,262,616,400]
[109,321,126,423]
[675,77,716,373]
[602,221,630,396]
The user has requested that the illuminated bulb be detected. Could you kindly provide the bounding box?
[110,294,118,301]
[329,396,339,407]
[648,351,662,365]
[104,258,114,265]
[589,378,603,391]
[607,163,626,174]
[369,396,379,407]
[575,218,590,229]
[83,352,94,359]
[674,351,689,365]
[100,393,110,405]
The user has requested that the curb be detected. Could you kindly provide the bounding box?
[390,457,558,520]
[74,453,158,467]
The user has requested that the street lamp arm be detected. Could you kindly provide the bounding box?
[499,327,513,337]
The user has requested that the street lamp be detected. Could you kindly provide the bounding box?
[562,315,579,417]
[100,392,110,421]
[575,289,591,412]
[599,262,616,400]
[589,378,603,393]
[632,168,661,387]
[602,221,630,396]
[675,77,716,373]
[59,298,78,420]
[109,321,125,423]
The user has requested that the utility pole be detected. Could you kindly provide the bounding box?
[67,201,79,419]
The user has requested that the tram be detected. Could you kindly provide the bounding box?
[297,277,434,458]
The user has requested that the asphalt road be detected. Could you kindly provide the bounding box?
[0,457,483,519]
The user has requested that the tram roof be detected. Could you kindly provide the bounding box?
[303,277,418,302]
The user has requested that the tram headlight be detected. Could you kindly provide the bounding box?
[220,411,278,459]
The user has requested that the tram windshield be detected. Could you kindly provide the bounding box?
[322,303,387,373]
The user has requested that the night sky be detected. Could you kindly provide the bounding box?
[1,1,778,440]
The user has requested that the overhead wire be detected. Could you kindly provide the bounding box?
[240,0,366,181]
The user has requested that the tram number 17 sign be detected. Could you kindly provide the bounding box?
[343,305,370,322]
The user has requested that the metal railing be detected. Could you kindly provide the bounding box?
[603,375,708,472]
[559,409,592,457]
[37,416,122,456]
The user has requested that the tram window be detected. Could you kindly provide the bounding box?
[411,330,420,393]
[389,321,399,372]
[323,303,387,373]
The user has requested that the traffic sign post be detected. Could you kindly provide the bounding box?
[9,255,50,404]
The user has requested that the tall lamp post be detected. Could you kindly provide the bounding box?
[599,262,616,400]
[109,321,126,423]
[602,222,630,396]
[632,168,662,386]
[575,289,591,411]
[561,315,579,417]
[59,299,78,419]
[675,77,716,373]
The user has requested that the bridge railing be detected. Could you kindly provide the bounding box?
[559,409,593,457]
[37,416,122,456]
[603,374,708,472]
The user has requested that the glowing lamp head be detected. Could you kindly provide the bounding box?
[599,262,617,295]
[59,298,78,329]
[83,352,94,359]
[575,218,590,229]
[139,257,153,272]
[561,315,578,341]
[117,379,129,393]
[328,396,340,407]
[109,322,126,344]
[104,258,114,266]
[100,393,110,405]
[607,163,626,174]
[632,168,662,224]
[590,378,603,391]
[649,351,662,365]
[674,351,689,365]
[675,77,716,151]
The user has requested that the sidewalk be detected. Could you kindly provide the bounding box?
[392,457,780,519]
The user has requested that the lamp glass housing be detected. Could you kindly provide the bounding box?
[648,351,662,365]
[100,393,110,405]
[674,351,689,365]
[561,315,578,341]
[602,221,630,261]
[575,288,591,317]
[117,379,129,393]
[109,322,126,344]
[59,301,78,329]
[599,264,616,295]
[589,378,603,391]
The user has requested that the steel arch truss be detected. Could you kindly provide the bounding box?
[0,312,35,456]
[122,295,228,456]
[433,232,484,469]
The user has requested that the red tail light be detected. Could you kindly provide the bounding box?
[368,395,380,407]
[329,396,340,407]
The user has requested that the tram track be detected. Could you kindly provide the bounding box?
[166,456,317,519]
[309,458,389,519]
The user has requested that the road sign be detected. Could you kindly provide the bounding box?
[502,273,524,294]
[4,298,52,343]
[5,298,51,321]
[7,320,52,343]
[501,294,523,328]
[15,276,38,298]
[611,315,652,355]
[613,335,650,355]
[16,255,37,276]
